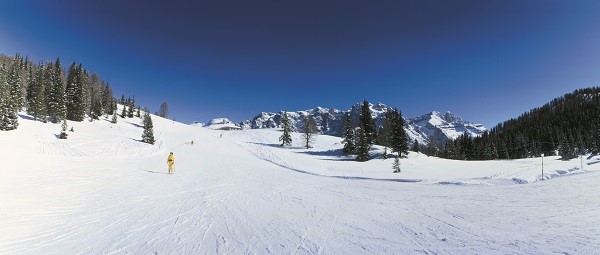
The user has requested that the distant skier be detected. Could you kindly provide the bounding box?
[191,140,194,145]
[167,152,175,174]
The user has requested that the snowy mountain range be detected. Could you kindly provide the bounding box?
[233,102,486,145]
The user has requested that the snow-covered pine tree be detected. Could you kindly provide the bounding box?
[392,157,401,173]
[136,105,141,118]
[127,96,135,118]
[102,84,114,115]
[111,111,117,124]
[0,63,19,131]
[26,67,47,121]
[7,59,23,112]
[80,69,91,119]
[46,59,67,123]
[302,114,317,149]
[59,119,68,139]
[88,73,103,120]
[65,62,85,121]
[279,111,292,147]
[120,103,127,118]
[342,112,355,155]
[141,111,155,144]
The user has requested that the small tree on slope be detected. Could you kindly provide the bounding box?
[302,115,317,149]
[392,157,401,173]
[59,119,68,139]
[141,111,155,144]
[279,111,292,147]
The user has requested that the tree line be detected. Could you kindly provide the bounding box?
[437,87,600,160]
[0,53,116,128]
[0,53,157,145]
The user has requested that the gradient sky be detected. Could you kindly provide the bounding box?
[1,0,599,128]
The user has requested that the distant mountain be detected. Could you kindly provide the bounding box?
[237,102,486,145]
[193,118,240,130]
[406,111,487,144]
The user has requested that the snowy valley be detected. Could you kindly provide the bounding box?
[1,109,599,254]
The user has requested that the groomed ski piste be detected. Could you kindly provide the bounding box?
[1,108,599,254]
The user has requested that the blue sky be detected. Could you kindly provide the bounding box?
[1,0,599,128]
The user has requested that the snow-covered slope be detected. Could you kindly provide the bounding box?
[239,102,486,145]
[1,108,599,254]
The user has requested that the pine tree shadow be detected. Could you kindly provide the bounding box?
[295,149,356,161]
[18,113,36,121]
[247,142,284,148]
[128,122,143,128]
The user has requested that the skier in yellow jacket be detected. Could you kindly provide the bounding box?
[167,152,175,174]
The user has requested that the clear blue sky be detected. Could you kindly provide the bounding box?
[1,0,599,128]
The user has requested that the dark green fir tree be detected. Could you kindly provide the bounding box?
[356,100,376,161]
[342,112,355,155]
[27,67,47,122]
[279,111,292,147]
[141,111,155,144]
[0,64,19,131]
[65,62,85,121]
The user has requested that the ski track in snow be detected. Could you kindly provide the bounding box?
[1,112,599,254]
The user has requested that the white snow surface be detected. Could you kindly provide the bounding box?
[1,110,599,254]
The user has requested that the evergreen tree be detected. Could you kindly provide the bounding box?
[424,139,439,157]
[80,69,91,117]
[7,60,23,111]
[136,105,141,118]
[411,139,420,152]
[127,96,135,118]
[46,58,67,123]
[279,111,292,147]
[141,111,155,144]
[26,67,47,121]
[120,103,127,118]
[389,108,408,157]
[355,101,376,161]
[392,157,401,173]
[361,100,377,145]
[302,114,317,149]
[111,111,117,124]
[0,64,19,130]
[59,119,68,139]
[159,101,169,118]
[378,109,394,158]
[65,63,85,121]
[558,132,576,160]
[355,126,369,161]
[102,84,114,115]
[88,73,103,120]
[342,112,355,155]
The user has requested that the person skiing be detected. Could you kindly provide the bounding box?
[167,152,175,174]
